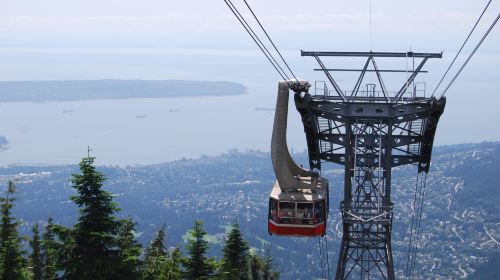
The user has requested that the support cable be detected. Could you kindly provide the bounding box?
[369,0,372,51]
[318,237,325,279]
[431,0,493,97]
[242,0,298,81]
[223,0,291,82]
[225,0,290,80]
[439,14,499,98]
[325,236,331,280]
[405,172,421,277]
[230,0,292,81]
[410,173,428,279]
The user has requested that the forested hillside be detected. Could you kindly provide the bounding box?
[0,142,498,279]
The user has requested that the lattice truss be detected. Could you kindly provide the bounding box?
[293,51,446,280]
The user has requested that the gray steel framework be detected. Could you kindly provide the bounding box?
[294,51,445,279]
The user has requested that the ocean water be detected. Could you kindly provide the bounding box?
[1,79,499,167]
[0,89,308,166]
[0,49,498,166]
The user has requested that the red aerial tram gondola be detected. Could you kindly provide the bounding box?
[268,81,329,237]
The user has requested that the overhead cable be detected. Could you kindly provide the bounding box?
[224,0,289,81]
[440,13,499,98]
[432,0,493,97]
[318,237,326,279]
[223,0,291,82]
[242,0,298,80]
[325,236,331,280]
[410,173,428,279]
[405,173,422,277]
[369,0,372,51]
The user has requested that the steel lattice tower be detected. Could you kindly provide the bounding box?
[294,51,446,279]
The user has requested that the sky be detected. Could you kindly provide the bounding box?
[0,0,499,146]
[2,0,498,49]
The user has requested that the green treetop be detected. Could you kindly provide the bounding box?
[262,245,279,280]
[222,224,250,280]
[115,219,142,280]
[165,248,183,280]
[65,156,122,279]
[182,220,215,280]
[30,224,43,280]
[143,223,168,280]
[250,254,264,280]
[41,217,57,280]
[0,180,28,280]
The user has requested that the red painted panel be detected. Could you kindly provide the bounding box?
[268,221,325,237]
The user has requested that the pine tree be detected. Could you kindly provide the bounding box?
[262,245,279,280]
[164,247,182,280]
[182,220,214,280]
[115,219,142,280]
[30,224,43,280]
[222,224,250,280]
[65,156,122,279]
[41,217,57,280]
[250,254,264,280]
[143,224,168,280]
[0,180,28,280]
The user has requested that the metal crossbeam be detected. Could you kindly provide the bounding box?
[302,51,442,58]
[370,58,391,102]
[315,69,429,73]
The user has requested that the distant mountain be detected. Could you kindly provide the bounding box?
[0,80,247,102]
[0,142,499,279]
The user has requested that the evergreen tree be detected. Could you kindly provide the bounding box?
[65,156,122,279]
[30,224,43,280]
[164,248,182,280]
[50,223,75,279]
[143,224,168,280]
[115,219,142,280]
[41,217,57,280]
[262,245,279,280]
[0,180,28,280]
[222,224,249,280]
[182,221,214,280]
[250,254,264,280]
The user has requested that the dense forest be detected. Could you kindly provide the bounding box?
[0,156,278,280]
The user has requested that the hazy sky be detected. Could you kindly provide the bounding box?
[1,1,498,79]
[1,0,499,146]
[2,0,498,50]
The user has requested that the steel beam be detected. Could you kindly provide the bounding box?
[314,69,429,73]
[314,56,347,102]
[301,51,442,58]
[393,57,429,102]
[351,57,371,98]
